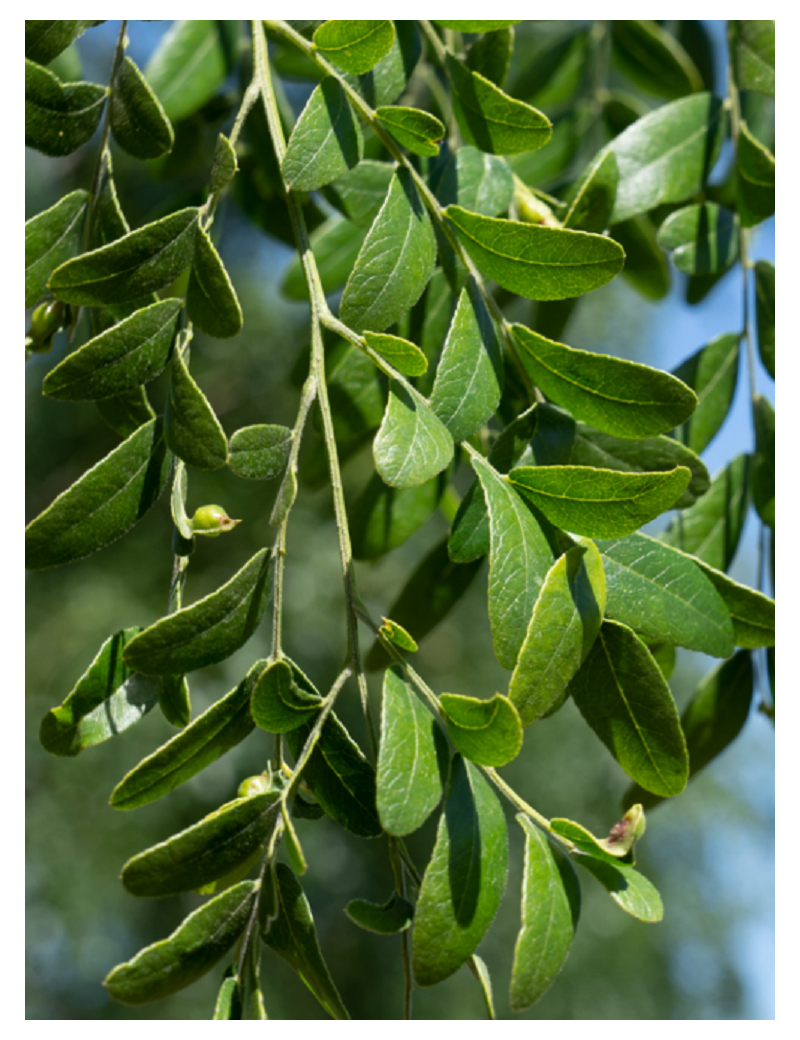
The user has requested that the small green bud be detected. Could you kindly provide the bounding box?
[189,504,241,537]
[28,299,67,350]
[237,773,271,798]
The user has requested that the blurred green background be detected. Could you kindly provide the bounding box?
[26,21,774,1020]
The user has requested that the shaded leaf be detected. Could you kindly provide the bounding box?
[322,160,395,226]
[165,347,229,470]
[657,203,739,275]
[435,145,514,217]
[111,56,174,159]
[612,216,671,300]
[213,970,242,1020]
[186,226,242,339]
[340,21,421,108]
[692,560,774,648]
[282,215,368,301]
[751,395,775,528]
[611,21,703,99]
[158,675,191,729]
[96,387,156,438]
[672,333,740,453]
[25,190,88,308]
[376,105,444,157]
[345,893,414,934]
[434,20,521,31]
[754,261,775,379]
[373,381,454,488]
[251,660,322,734]
[563,150,618,232]
[282,78,363,192]
[144,20,239,123]
[229,425,292,480]
[439,693,522,767]
[210,133,238,193]
[25,59,106,157]
[466,27,514,88]
[25,20,103,65]
[737,121,775,228]
[313,20,394,75]
[730,20,774,97]
[572,855,662,922]
[351,470,445,561]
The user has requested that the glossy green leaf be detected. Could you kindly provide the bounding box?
[186,225,243,339]
[509,539,606,726]
[657,203,739,275]
[412,756,508,986]
[597,533,735,658]
[158,675,191,729]
[510,816,580,1010]
[25,59,107,156]
[110,56,174,159]
[447,207,625,301]
[144,20,238,123]
[282,216,368,301]
[430,283,503,441]
[606,93,727,223]
[39,627,158,756]
[612,216,671,300]
[473,454,553,669]
[376,105,444,156]
[252,660,322,734]
[49,207,200,306]
[164,347,228,470]
[351,470,445,561]
[363,331,428,377]
[572,855,662,922]
[25,20,103,65]
[43,299,181,401]
[111,660,265,810]
[341,168,436,333]
[672,333,741,453]
[446,54,551,156]
[752,395,775,529]
[282,78,363,192]
[611,21,703,99]
[513,325,698,437]
[376,665,447,836]
[434,20,521,31]
[509,465,690,539]
[25,190,88,308]
[322,160,395,226]
[340,21,421,108]
[210,133,237,194]
[435,146,514,217]
[313,20,394,75]
[567,620,689,797]
[263,865,350,1019]
[440,693,522,767]
[730,21,774,97]
[96,387,156,438]
[105,880,257,1005]
[229,425,292,480]
[123,549,272,676]
[345,893,414,934]
[25,417,171,571]
[662,455,749,571]
[737,122,775,228]
[122,791,279,897]
[373,382,454,489]
[466,27,514,87]
[564,150,618,232]
[692,560,774,648]
[754,261,775,379]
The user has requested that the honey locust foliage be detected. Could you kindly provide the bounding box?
[26,19,774,1020]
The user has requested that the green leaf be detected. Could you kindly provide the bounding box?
[434,20,521,31]
[611,21,703,99]
[606,93,727,224]
[468,954,496,1020]
[376,105,444,157]
[282,215,368,301]
[572,855,662,922]
[754,261,775,379]
[158,675,191,729]
[752,395,775,529]
[510,816,580,1010]
[466,27,514,88]
[340,21,421,108]
[509,539,606,726]
[144,20,238,123]
[737,122,775,228]
[96,387,156,439]
[597,533,735,657]
[730,21,774,97]
[440,693,522,767]
[263,865,350,1019]
[446,53,551,156]
[49,207,200,306]
[25,417,171,571]
[282,804,308,876]
[373,382,454,488]
[612,216,671,300]
[25,190,88,308]
[672,333,741,453]
[251,660,322,734]
[104,880,257,1005]
[164,347,229,470]
[447,207,625,301]
[435,146,514,217]
[322,160,395,226]
[550,808,645,862]
[379,618,418,652]
[662,455,750,571]
[509,465,691,539]
[110,56,174,160]
[25,20,103,65]
[345,893,414,934]
[657,203,739,275]
[513,325,698,437]
[123,549,272,676]
[692,561,774,648]
[213,970,242,1019]
[626,651,753,810]
[376,666,447,835]
[564,150,619,232]
[111,660,265,810]
[39,627,158,756]
[341,168,436,333]
[282,78,363,192]
[567,620,689,797]
[25,59,107,157]
[362,331,428,377]
[186,225,243,339]
[43,299,181,401]
[313,20,395,75]
[430,283,503,441]
[229,425,292,480]
[472,454,554,669]
[351,470,445,561]
[210,134,238,194]
[412,756,508,986]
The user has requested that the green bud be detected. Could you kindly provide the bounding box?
[237,773,271,798]
[28,299,67,349]
[189,504,241,537]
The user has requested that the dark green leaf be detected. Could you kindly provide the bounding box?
[672,333,741,453]
[25,190,88,308]
[313,20,395,75]
[340,21,421,108]
[466,27,514,88]
[439,693,522,767]
[435,146,514,217]
[572,855,662,922]
[111,660,265,810]
[165,347,228,470]
[376,666,447,836]
[123,549,272,676]
[510,816,580,1010]
[657,203,739,275]
[345,893,414,934]
[157,675,191,729]
[341,168,436,333]
[568,620,689,797]
[210,134,238,194]
[25,59,106,157]
[363,331,428,377]
[96,387,155,439]
[754,261,775,379]
[144,20,239,123]
[730,21,774,97]
[434,20,521,31]
[692,560,774,648]
[263,865,350,1019]
[737,121,775,228]
[351,470,445,561]
[251,660,322,734]
[597,533,735,658]
[611,21,703,99]
[752,395,775,528]
[563,151,618,233]
[282,78,363,192]
[376,105,444,156]
[412,757,508,986]
[49,208,200,306]
[186,225,243,339]
[25,417,171,571]
[105,881,257,1004]
[111,56,174,159]
[213,970,242,1019]
[322,160,395,226]
[25,20,103,65]
[229,425,292,480]
[282,216,368,301]
[447,207,625,301]
[373,381,454,488]
[611,216,671,300]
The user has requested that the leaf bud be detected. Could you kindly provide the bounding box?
[237,772,272,798]
[28,299,67,350]
[189,504,241,537]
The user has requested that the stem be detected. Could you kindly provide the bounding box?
[283,666,353,804]
[481,766,574,851]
